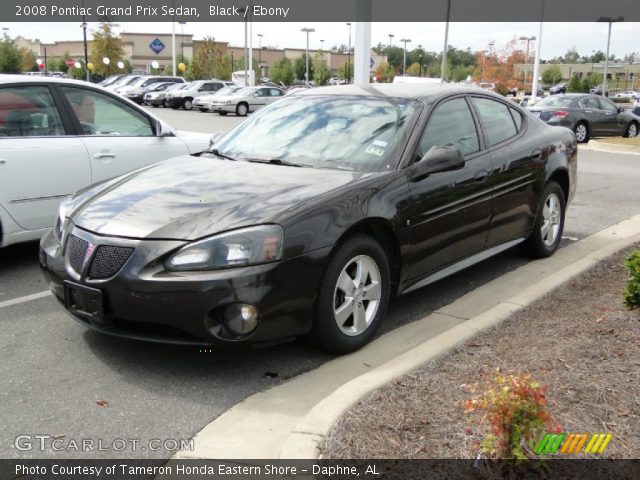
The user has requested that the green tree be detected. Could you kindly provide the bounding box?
[89,23,126,78]
[567,74,583,92]
[336,61,354,81]
[374,62,395,83]
[0,35,23,73]
[293,53,314,81]
[312,52,331,86]
[542,65,563,85]
[406,62,421,77]
[18,47,36,72]
[190,37,228,80]
[234,56,259,83]
[269,57,294,86]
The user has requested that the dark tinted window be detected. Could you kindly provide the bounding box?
[0,86,64,137]
[418,97,480,158]
[471,97,517,147]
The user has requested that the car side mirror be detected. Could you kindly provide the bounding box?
[410,145,465,182]
[155,120,175,137]
[618,107,625,113]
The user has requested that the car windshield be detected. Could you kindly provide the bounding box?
[535,96,576,107]
[214,95,422,173]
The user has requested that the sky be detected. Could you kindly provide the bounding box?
[3,22,639,60]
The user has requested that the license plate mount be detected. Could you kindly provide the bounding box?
[64,281,104,324]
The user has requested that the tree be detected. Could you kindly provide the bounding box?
[269,57,294,85]
[0,35,23,73]
[89,22,126,78]
[293,53,314,81]
[312,52,331,86]
[406,62,421,77]
[190,36,228,80]
[567,75,583,92]
[18,47,36,72]
[562,47,580,64]
[374,62,395,83]
[542,65,563,85]
[336,61,353,81]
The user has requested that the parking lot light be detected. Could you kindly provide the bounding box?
[301,27,315,86]
[598,16,624,97]
[519,35,536,93]
[400,38,411,76]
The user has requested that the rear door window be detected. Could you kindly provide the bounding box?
[0,85,64,137]
[471,97,518,147]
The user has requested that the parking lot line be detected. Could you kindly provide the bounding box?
[0,291,51,310]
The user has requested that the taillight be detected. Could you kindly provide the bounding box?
[552,111,570,118]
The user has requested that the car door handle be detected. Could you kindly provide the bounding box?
[530,149,543,161]
[474,169,490,182]
[0,159,6,165]
[94,153,116,159]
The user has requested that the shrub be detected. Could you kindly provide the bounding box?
[623,250,640,308]
[464,371,559,459]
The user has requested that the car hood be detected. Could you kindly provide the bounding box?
[69,156,366,240]
[174,130,211,154]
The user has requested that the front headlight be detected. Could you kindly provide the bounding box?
[165,225,284,271]
[54,197,73,243]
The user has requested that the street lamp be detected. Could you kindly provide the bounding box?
[346,23,352,84]
[257,33,263,65]
[418,54,423,77]
[388,34,394,48]
[231,51,234,73]
[519,35,536,92]
[400,38,411,76]
[301,27,315,86]
[598,16,623,97]
[320,39,325,51]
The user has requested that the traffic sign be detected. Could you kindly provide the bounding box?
[66,58,75,68]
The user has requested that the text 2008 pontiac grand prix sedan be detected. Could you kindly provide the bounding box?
[40,84,577,354]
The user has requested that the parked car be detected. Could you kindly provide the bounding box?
[164,80,233,110]
[98,74,126,87]
[210,86,285,116]
[614,90,640,100]
[549,83,568,95]
[115,76,185,103]
[40,84,576,353]
[524,86,544,97]
[144,82,188,107]
[589,84,610,96]
[528,93,639,142]
[103,75,142,92]
[193,86,243,112]
[0,75,211,247]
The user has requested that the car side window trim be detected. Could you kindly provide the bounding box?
[51,83,158,137]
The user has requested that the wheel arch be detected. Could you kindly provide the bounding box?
[330,218,402,297]
[548,168,570,203]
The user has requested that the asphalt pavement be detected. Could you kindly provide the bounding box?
[1,107,639,459]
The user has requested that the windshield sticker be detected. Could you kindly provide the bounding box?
[372,139,388,147]
[365,145,385,157]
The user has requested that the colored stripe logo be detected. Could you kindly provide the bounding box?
[535,433,612,455]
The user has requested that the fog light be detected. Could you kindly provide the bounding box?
[223,304,259,335]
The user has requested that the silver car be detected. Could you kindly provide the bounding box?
[210,86,285,116]
[193,86,243,112]
[165,80,233,110]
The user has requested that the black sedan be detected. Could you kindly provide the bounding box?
[40,84,577,354]
[529,94,639,143]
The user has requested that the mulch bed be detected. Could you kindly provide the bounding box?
[324,245,640,459]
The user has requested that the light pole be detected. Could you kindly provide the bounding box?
[320,39,324,51]
[441,0,451,82]
[598,16,623,97]
[519,36,536,92]
[346,23,352,84]
[419,54,423,76]
[301,27,315,86]
[388,34,394,48]
[400,38,411,76]
[257,33,263,65]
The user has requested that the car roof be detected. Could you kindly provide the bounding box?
[295,83,502,101]
[0,74,98,88]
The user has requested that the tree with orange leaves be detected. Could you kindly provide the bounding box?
[473,38,526,95]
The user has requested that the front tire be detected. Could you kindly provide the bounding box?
[310,235,390,354]
[521,181,566,258]
[574,122,589,143]
[182,98,193,110]
[218,111,228,116]
[624,122,638,138]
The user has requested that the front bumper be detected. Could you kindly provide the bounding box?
[40,227,330,346]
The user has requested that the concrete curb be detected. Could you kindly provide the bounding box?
[280,215,640,459]
[581,140,640,155]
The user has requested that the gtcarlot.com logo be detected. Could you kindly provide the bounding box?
[14,434,194,452]
[535,432,612,455]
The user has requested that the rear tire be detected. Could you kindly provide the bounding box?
[182,98,193,110]
[310,235,390,354]
[624,122,638,138]
[573,122,589,143]
[198,108,208,113]
[218,112,228,116]
[521,181,566,259]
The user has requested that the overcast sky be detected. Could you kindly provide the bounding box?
[4,22,639,59]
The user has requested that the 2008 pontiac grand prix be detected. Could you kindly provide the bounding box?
[40,84,577,354]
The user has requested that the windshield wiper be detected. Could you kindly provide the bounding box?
[210,149,236,161]
[246,158,312,168]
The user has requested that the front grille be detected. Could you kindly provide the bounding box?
[88,246,134,279]
[67,235,88,274]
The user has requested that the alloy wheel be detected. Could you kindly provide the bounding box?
[628,123,638,138]
[333,255,382,336]
[541,193,562,247]
[574,123,587,142]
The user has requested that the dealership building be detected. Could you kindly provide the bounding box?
[15,31,387,77]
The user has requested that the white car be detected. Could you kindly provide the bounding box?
[614,90,640,100]
[193,85,242,112]
[210,86,285,116]
[0,75,211,247]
